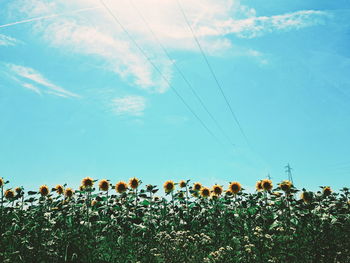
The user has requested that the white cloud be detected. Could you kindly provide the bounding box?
[21,82,42,95]
[0,34,19,46]
[7,0,329,92]
[223,10,329,38]
[111,95,146,116]
[7,64,79,98]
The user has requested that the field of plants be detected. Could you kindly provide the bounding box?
[0,177,349,263]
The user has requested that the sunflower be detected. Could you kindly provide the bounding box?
[15,187,22,195]
[39,185,49,196]
[179,180,187,188]
[323,186,332,196]
[229,182,242,195]
[301,191,313,203]
[81,177,94,189]
[178,192,185,199]
[99,179,109,191]
[163,180,175,193]
[4,189,14,200]
[261,179,273,192]
[212,184,223,196]
[0,178,4,187]
[129,177,140,189]
[55,185,64,195]
[91,200,98,207]
[279,180,292,192]
[256,180,263,191]
[79,185,85,191]
[200,187,210,198]
[193,182,202,191]
[115,181,128,194]
[65,188,74,198]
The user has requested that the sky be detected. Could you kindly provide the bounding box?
[0,0,349,193]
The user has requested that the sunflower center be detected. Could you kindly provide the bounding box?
[118,184,126,191]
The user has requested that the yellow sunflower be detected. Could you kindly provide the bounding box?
[115,181,128,194]
[229,182,242,195]
[55,185,64,195]
[15,187,22,194]
[212,184,223,196]
[261,179,273,192]
[193,182,202,191]
[323,186,332,196]
[301,191,313,203]
[4,189,14,200]
[279,180,292,192]
[129,177,140,189]
[65,188,74,198]
[200,187,210,198]
[99,179,109,191]
[81,177,94,189]
[39,185,49,196]
[163,180,175,193]
[256,180,263,191]
[179,180,187,188]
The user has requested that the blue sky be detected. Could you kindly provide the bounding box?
[0,0,349,193]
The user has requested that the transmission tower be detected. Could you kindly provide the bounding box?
[285,163,294,184]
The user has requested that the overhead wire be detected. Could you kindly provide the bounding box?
[128,0,235,148]
[99,0,227,148]
[175,0,251,147]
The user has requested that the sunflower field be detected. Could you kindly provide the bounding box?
[0,177,349,263]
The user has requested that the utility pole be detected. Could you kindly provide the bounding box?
[285,163,294,185]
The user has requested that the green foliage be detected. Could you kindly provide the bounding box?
[0,181,349,263]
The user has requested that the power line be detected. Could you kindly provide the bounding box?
[128,0,235,148]
[175,0,250,146]
[99,0,225,147]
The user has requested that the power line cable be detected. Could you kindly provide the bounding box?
[176,0,250,146]
[99,0,226,147]
[128,0,235,148]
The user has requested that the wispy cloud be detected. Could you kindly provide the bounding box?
[222,10,329,38]
[6,0,329,91]
[21,82,42,95]
[0,34,19,46]
[111,95,146,116]
[7,64,79,98]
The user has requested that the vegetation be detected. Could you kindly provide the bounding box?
[0,177,349,263]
